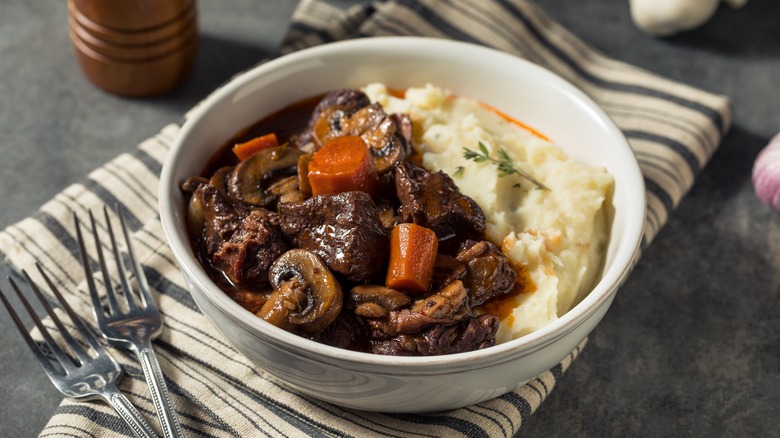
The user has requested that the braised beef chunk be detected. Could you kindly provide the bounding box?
[198,184,288,287]
[279,191,389,283]
[456,240,517,307]
[368,308,457,337]
[371,314,499,356]
[430,255,467,291]
[308,311,371,352]
[395,162,486,241]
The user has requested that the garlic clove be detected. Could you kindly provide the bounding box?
[629,0,749,37]
[629,0,720,37]
[752,133,780,211]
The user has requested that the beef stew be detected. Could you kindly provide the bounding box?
[181,89,526,356]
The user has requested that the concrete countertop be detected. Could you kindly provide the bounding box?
[1,1,778,436]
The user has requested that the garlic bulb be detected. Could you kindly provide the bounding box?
[752,133,780,211]
[629,0,748,37]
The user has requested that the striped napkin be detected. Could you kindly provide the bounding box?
[0,0,730,436]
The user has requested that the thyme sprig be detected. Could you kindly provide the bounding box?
[462,142,550,191]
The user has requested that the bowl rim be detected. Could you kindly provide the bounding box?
[159,36,646,369]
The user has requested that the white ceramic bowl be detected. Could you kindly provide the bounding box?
[159,37,645,413]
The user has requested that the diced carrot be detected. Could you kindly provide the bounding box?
[232,133,279,161]
[307,135,378,196]
[386,223,438,294]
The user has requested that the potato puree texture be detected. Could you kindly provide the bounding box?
[364,83,614,342]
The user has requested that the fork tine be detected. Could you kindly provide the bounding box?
[0,283,62,377]
[116,205,156,310]
[89,210,123,316]
[35,263,105,355]
[104,206,139,310]
[21,268,94,366]
[75,212,111,328]
[7,274,76,373]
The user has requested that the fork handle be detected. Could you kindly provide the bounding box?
[103,385,160,438]
[137,345,185,438]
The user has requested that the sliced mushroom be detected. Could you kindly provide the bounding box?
[185,186,206,243]
[344,104,409,174]
[297,153,313,197]
[376,200,400,230]
[348,284,410,310]
[311,105,350,147]
[347,284,411,318]
[306,89,371,147]
[227,145,302,206]
[180,176,208,193]
[410,280,468,319]
[210,166,233,196]
[258,249,342,334]
[353,302,390,318]
[181,177,208,242]
[256,277,308,332]
[310,101,409,174]
[266,175,304,204]
[228,288,272,314]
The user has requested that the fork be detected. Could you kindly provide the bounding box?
[75,206,185,438]
[0,265,159,438]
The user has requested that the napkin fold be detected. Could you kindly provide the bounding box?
[0,0,730,437]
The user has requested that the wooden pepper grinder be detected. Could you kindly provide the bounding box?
[68,0,198,97]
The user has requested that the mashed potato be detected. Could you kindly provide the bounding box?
[364,83,613,342]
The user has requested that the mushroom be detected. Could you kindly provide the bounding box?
[311,103,409,174]
[266,175,304,204]
[410,280,469,319]
[210,166,233,196]
[256,249,343,334]
[347,284,411,318]
[629,0,748,37]
[311,105,350,147]
[185,187,206,242]
[297,153,313,197]
[345,104,409,174]
[226,145,302,206]
[181,176,209,242]
[181,169,243,244]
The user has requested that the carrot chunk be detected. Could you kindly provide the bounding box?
[232,133,279,161]
[386,223,438,294]
[308,135,378,196]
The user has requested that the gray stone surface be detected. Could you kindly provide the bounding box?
[0,1,778,437]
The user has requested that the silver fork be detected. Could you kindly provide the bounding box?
[75,206,185,438]
[0,265,159,438]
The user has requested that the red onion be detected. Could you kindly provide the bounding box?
[753,132,780,210]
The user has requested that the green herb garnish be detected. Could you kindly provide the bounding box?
[453,166,465,177]
[462,142,549,191]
